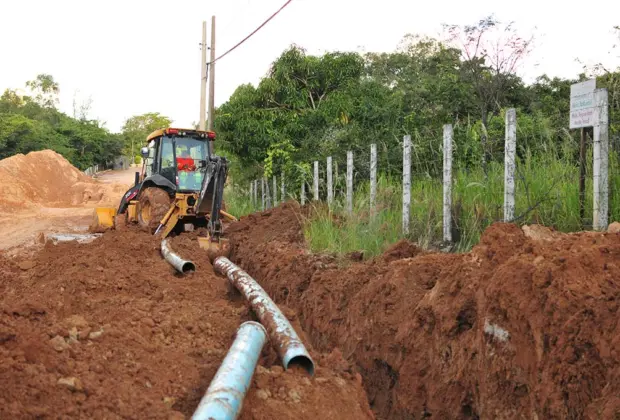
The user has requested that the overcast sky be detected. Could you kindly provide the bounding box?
[1,0,619,133]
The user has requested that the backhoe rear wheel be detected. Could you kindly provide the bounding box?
[137,187,172,233]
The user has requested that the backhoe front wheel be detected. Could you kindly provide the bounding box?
[137,187,172,233]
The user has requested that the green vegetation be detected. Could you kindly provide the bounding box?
[1,17,619,258]
[0,75,173,171]
[225,148,620,257]
[214,17,620,257]
[121,113,172,161]
[0,74,124,170]
[215,20,619,187]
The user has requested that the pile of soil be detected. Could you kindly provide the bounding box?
[228,201,620,419]
[0,226,373,419]
[0,150,127,211]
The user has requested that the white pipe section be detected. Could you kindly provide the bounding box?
[161,239,195,273]
[214,257,315,376]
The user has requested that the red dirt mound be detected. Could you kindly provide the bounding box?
[228,203,620,419]
[0,227,373,419]
[0,150,127,210]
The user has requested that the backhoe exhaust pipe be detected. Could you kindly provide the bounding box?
[161,239,195,274]
[192,321,267,420]
[214,257,315,376]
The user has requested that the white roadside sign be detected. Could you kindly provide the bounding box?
[570,79,596,129]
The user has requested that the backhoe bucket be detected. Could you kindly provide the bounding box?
[198,235,232,262]
[89,207,117,233]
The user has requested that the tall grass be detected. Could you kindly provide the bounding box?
[224,183,256,217]
[225,151,620,259]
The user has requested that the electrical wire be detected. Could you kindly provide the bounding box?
[209,0,294,65]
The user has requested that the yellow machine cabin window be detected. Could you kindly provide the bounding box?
[175,138,207,192]
[160,137,175,184]
[145,140,156,177]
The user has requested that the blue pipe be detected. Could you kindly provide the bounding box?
[191,321,267,420]
[213,257,315,376]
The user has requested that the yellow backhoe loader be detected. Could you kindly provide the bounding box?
[92,127,236,259]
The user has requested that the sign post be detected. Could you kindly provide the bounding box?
[593,88,609,231]
[570,79,609,231]
[570,79,596,129]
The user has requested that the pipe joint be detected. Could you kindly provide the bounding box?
[214,257,315,376]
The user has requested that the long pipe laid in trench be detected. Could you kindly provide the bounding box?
[161,239,195,274]
[192,321,267,420]
[214,256,315,376]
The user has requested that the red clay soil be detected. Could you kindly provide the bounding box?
[0,227,373,419]
[0,150,127,211]
[227,201,620,420]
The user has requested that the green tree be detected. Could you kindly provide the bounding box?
[216,46,374,182]
[121,112,172,159]
[212,25,620,191]
[25,74,60,109]
[0,76,125,170]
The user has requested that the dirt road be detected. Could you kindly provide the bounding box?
[94,167,139,185]
[0,167,134,255]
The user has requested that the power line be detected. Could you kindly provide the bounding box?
[208,0,294,65]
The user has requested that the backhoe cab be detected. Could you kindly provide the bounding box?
[92,127,236,259]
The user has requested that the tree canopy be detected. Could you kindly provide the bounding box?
[0,75,126,169]
[120,112,173,162]
[214,16,620,185]
[0,75,174,170]
[2,16,618,180]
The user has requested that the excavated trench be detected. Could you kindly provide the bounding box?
[0,227,373,419]
[2,150,619,418]
[2,199,620,419]
[226,202,620,419]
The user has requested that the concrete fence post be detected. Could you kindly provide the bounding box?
[281,171,285,202]
[261,178,266,211]
[265,177,271,209]
[327,156,333,207]
[254,180,258,208]
[313,161,319,201]
[402,135,411,235]
[503,108,516,222]
[250,181,254,207]
[370,144,377,218]
[346,151,353,215]
[593,88,609,230]
[443,124,453,242]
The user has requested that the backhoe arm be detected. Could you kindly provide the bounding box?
[195,155,229,242]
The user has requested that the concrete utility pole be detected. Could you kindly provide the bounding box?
[207,15,216,132]
[199,21,207,131]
